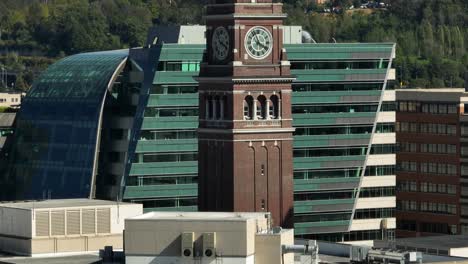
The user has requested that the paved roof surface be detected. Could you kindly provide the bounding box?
[129,211,269,221]
[0,199,135,210]
[396,235,468,249]
[0,113,15,127]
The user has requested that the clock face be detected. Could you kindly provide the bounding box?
[245,26,273,60]
[212,26,230,61]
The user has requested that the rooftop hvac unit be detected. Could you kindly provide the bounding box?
[203,232,216,257]
[181,232,194,258]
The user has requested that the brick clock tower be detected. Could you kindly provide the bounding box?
[197,0,294,227]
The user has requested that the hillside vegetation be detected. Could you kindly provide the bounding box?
[0,0,467,90]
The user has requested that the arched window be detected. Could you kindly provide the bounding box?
[244,96,254,120]
[270,95,279,119]
[257,96,267,120]
[207,96,213,119]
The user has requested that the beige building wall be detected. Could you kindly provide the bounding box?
[0,200,142,256]
[255,229,294,264]
[125,212,295,264]
[0,93,22,108]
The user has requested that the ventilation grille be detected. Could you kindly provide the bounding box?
[97,208,111,234]
[35,211,49,237]
[82,209,96,234]
[67,210,80,235]
[51,210,65,236]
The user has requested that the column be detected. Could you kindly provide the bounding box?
[278,99,282,119]
[266,100,271,120]
[253,100,258,120]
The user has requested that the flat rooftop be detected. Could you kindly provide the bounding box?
[0,199,134,210]
[396,235,468,250]
[128,211,269,221]
[397,88,465,93]
[396,88,468,102]
[0,113,15,128]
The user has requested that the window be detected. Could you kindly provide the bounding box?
[292,83,384,92]
[150,85,198,94]
[447,125,457,135]
[399,102,408,112]
[397,220,417,231]
[270,95,279,119]
[257,95,267,120]
[438,104,448,114]
[398,161,417,172]
[400,122,409,132]
[422,104,429,113]
[447,145,457,154]
[397,180,417,192]
[462,165,468,176]
[448,104,457,114]
[354,208,395,219]
[397,200,418,211]
[140,152,198,163]
[462,126,468,136]
[447,185,457,195]
[461,146,468,156]
[244,96,254,120]
[447,164,457,175]
[400,142,417,153]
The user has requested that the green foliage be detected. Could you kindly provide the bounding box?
[283,0,468,88]
[0,0,467,90]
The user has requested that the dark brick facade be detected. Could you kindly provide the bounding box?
[198,0,294,227]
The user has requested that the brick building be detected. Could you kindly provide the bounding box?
[396,88,468,237]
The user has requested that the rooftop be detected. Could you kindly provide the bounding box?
[0,199,134,210]
[396,88,468,102]
[128,211,270,221]
[0,113,16,128]
[397,88,465,93]
[395,235,468,250]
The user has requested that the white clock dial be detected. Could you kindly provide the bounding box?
[212,26,230,61]
[245,26,273,60]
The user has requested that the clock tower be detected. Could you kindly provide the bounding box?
[197,0,294,227]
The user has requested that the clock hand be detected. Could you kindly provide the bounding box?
[220,41,228,51]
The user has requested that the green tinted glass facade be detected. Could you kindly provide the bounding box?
[2,50,128,200]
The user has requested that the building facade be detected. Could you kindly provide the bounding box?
[396,89,468,237]
[3,24,397,242]
[0,92,22,108]
[125,212,295,264]
[0,199,142,256]
[197,0,295,227]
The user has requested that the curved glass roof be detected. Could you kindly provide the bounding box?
[4,50,128,201]
[29,50,129,100]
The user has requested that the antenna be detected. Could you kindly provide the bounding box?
[117,193,120,223]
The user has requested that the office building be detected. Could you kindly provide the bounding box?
[396,88,468,237]
[0,199,142,256]
[2,2,396,244]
